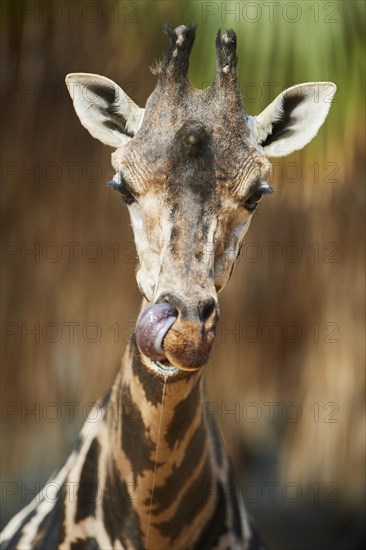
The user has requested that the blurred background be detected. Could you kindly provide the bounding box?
[1,1,365,548]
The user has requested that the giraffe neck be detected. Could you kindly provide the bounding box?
[101,335,228,548]
[1,304,252,549]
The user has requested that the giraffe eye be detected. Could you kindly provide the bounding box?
[118,183,136,205]
[243,190,264,212]
[243,183,274,212]
[107,174,136,205]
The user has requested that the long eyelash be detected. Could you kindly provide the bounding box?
[106,173,136,205]
[106,180,122,191]
[259,185,275,195]
[106,172,123,191]
[254,180,275,195]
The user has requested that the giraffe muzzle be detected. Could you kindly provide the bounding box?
[135,295,219,370]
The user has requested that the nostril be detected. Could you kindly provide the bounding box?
[199,297,217,323]
[157,293,185,318]
[157,293,217,324]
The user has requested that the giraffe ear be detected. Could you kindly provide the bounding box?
[250,82,337,157]
[65,73,145,148]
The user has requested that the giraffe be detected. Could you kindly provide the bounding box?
[1,25,336,550]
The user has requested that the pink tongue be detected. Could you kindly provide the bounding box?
[136,303,177,361]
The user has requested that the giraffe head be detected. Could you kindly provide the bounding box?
[66,25,336,372]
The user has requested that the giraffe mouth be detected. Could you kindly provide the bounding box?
[136,302,216,370]
[136,303,178,362]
